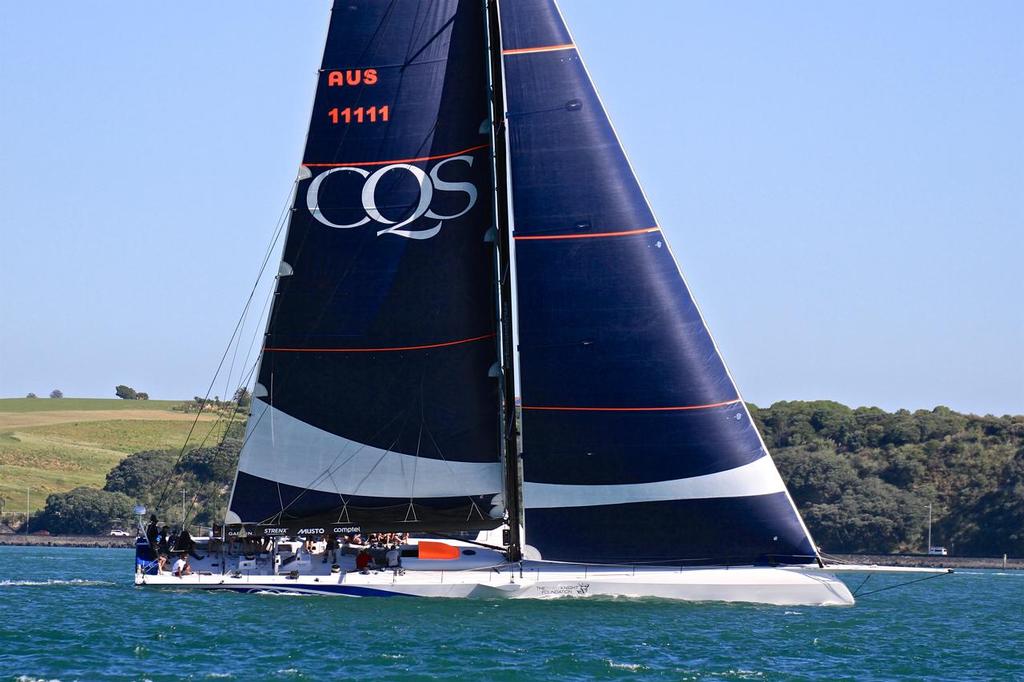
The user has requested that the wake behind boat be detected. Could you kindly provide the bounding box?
[137,0,857,606]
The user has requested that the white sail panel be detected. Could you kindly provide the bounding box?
[238,401,503,501]
[524,455,786,509]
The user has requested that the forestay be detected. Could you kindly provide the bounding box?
[227,0,504,535]
[499,0,818,565]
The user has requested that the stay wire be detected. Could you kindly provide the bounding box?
[152,179,297,525]
[854,571,953,598]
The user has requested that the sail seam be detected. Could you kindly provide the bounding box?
[522,399,742,412]
[503,44,575,55]
[302,142,490,168]
[515,226,660,241]
[264,332,496,353]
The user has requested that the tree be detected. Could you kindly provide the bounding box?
[114,385,137,400]
[25,393,37,399]
[233,387,251,408]
[757,400,1024,555]
[104,450,177,502]
[36,487,136,534]
[49,389,63,399]
[178,440,241,485]
[136,392,149,401]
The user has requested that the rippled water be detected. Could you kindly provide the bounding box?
[1,546,1021,681]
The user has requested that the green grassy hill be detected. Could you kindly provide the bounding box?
[0,397,186,413]
[0,398,228,513]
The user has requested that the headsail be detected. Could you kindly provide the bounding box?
[499,0,818,565]
[227,0,503,535]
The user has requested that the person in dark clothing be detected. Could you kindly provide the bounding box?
[146,514,158,547]
[323,533,339,564]
[158,526,171,555]
[174,527,204,561]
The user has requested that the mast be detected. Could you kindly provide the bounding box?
[484,0,523,562]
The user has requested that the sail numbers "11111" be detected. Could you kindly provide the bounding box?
[328,106,390,124]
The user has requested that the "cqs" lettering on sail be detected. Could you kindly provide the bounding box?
[305,155,478,240]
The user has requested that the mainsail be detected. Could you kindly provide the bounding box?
[227,0,504,533]
[498,0,819,565]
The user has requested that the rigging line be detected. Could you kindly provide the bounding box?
[409,413,424,504]
[404,13,456,68]
[349,425,409,499]
[854,571,953,598]
[235,282,275,390]
[422,421,494,512]
[190,348,265,457]
[261,411,409,525]
[178,363,264,533]
[254,409,408,528]
[324,468,349,512]
[222,282,250,403]
[405,371,429,519]
[288,408,407,504]
[152,180,297,522]
[190,347,262,456]
[851,573,873,597]
[322,57,448,71]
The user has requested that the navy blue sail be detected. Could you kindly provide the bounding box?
[499,0,818,565]
[227,0,504,535]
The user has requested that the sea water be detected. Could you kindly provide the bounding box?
[0,546,1021,681]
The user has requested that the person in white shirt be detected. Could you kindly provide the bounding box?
[172,555,191,577]
[385,545,401,569]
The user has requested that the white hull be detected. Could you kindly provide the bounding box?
[136,561,854,606]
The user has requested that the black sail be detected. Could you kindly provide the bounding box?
[499,0,818,565]
[227,0,503,535]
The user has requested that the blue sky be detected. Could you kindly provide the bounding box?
[1,1,1021,415]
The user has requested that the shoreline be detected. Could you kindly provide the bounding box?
[0,535,1020,569]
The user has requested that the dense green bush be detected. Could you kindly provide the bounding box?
[38,487,136,534]
[753,401,1024,556]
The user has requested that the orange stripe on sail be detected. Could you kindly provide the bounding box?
[515,227,661,241]
[503,43,576,56]
[522,399,743,412]
[303,143,490,168]
[264,333,496,354]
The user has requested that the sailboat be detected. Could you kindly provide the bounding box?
[135,0,857,605]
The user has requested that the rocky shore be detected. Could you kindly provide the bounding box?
[0,534,135,549]
[830,553,1022,570]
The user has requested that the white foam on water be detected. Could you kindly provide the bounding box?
[710,671,765,679]
[15,677,62,682]
[1,578,115,587]
[607,660,645,671]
